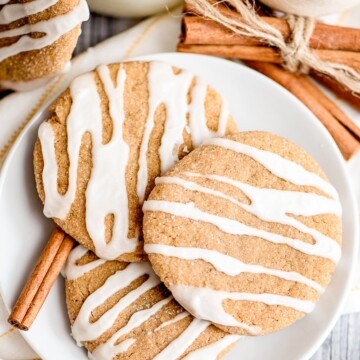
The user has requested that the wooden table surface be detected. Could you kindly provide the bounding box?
[78,12,360,360]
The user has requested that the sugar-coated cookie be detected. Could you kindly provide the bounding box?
[143,131,342,335]
[64,245,241,360]
[0,0,89,91]
[34,61,238,262]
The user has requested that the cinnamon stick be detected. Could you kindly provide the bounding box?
[177,44,360,72]
[298,76,360,141]
[311,71,360,112]
[246,61,360,160]
[182,15,360,52]
[8,227,75,331]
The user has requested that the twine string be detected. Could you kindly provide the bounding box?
[187,0,360,93]
[283,15,314,74]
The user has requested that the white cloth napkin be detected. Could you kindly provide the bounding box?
[0,6,360,360]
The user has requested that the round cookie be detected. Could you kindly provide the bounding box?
[143,131,342,335]
[33,61,238,262]
[64,245,241,360]
[0,0,89,91]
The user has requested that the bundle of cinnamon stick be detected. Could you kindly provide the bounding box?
[180,3,360,66]
[178,1,360,159]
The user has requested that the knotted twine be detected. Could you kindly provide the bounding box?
[186,0,360,93]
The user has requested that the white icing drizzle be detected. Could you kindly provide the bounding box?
[0,0,59,25]
[154,311,190,332]
[39,121,71,218]
[187,77,229,148]
[182,172,341,216]
[71,262,161,342]
[183,334,241,360]
[116,339,136,353]
[0,0,89,62]
[63,245,106,281]
[85,65,138,258]
[89,338,135,360]
[136,62,193,203]
[90,297,173,360]
[136,62,229,203]
[144,200,341,262]
[154,319,210,360]
[202,138,339,199]
[171,284,315,329]
[144,244,324,292]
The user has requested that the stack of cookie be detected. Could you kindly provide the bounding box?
[33,61,342,359]
[0,0,89,91]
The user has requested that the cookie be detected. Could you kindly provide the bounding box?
[143,131,342,335]
[64,245,241,360]
[0,0,89,91]
[33,61,238,262]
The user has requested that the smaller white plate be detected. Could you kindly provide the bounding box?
[0,53,358,360]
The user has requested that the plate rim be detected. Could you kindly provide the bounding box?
[0,52,358,360]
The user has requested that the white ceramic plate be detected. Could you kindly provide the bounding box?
[0,53,358,360]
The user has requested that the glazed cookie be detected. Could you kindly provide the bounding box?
[34,61,238,262]
[143,131,342,335]
[0,0,89,91]
[64,245,241,360]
